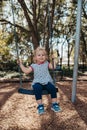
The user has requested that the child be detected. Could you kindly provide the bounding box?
[18,47,61,114]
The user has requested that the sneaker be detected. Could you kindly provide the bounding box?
[37,104,45,115]
[51,102,61,112]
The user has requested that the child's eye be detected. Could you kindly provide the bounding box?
[37,54,45,56]
[38,54,40,56]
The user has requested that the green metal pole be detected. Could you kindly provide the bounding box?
[71,0,82,103]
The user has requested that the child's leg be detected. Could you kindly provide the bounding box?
[45,82,57,103]
[32,83,44,114]
[32,83,43,105]
[45,82,61,112]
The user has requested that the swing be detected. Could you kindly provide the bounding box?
[18,87,58,95]
[11,0,58,95]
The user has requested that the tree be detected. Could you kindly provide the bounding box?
[0,0,87,66]
[0,31,13,61]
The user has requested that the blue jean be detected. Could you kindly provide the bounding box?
[32,82,57,100]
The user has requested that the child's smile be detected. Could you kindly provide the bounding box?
[35,51,46,64]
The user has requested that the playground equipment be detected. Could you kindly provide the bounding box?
[11,0,83,102]
[71,0,82,103]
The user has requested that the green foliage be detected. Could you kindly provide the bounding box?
[62,66,73,77]
[0,0,87,66]
[0,60,18,71]
[0,31,14,61]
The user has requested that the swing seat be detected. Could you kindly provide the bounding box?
[18,87,58,95]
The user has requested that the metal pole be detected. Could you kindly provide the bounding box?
[71,0,82,103]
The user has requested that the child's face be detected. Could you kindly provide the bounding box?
[35,50,46,63]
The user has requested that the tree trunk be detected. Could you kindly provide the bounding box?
[18,0,39,49]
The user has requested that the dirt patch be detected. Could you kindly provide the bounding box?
[0,76,87,130]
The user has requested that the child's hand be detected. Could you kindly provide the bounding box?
[17,59,22,65]
[52,54,55,60]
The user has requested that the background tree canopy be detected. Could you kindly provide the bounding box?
[0,0,87,69]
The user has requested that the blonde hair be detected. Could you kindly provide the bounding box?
[33,47,48,63]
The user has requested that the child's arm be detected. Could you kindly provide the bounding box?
[18,59,32,74]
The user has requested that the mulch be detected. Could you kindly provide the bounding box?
[0,75,87,130]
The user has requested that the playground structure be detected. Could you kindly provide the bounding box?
[10,0,83,102]
[71,0,82,103]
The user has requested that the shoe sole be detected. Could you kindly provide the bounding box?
[37,110,45,115]
[38,112,45,115]
[51,107,62,112]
